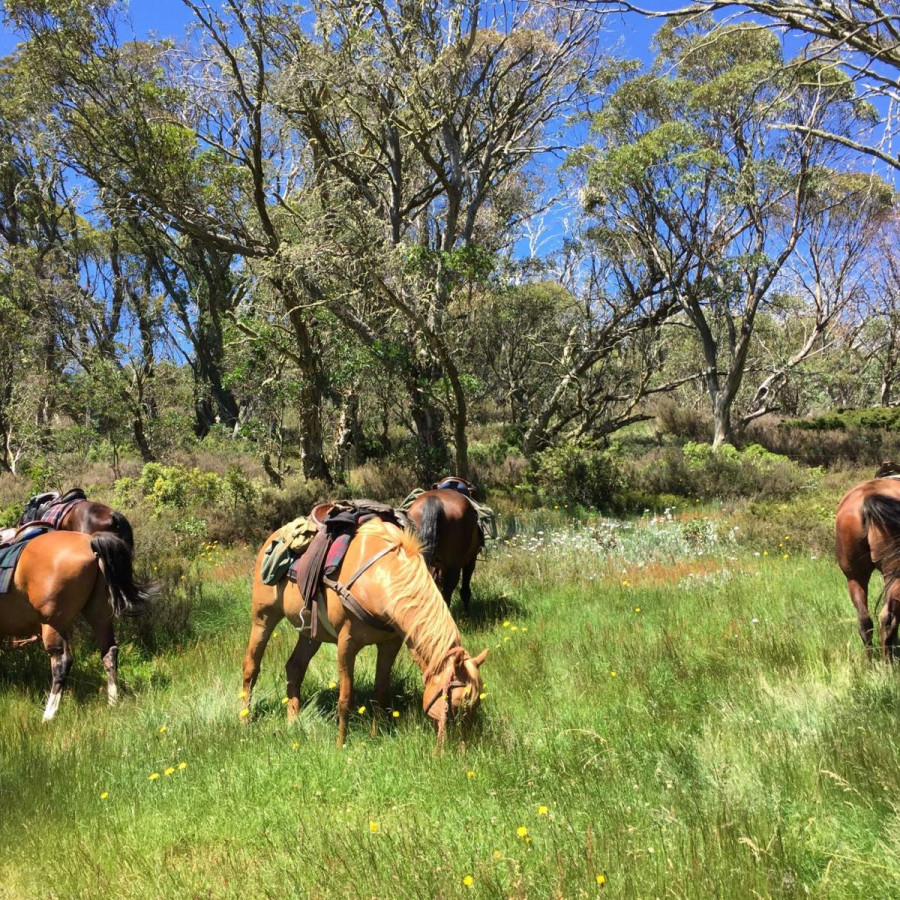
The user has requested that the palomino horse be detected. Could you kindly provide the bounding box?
[0,531,152,719]
[242,518,487,747]
[835,474,900,658]
[408,484,482,612]
[14,488,135,550]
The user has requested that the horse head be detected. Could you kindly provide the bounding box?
[422,646,488,742]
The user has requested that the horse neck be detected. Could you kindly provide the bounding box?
[368,547,461,680]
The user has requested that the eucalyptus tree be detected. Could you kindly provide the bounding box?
[7,0,336,481]
[585,22,880,446]
[264,0,602,476]
[606,0,900,172]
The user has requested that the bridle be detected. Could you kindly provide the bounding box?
[422,649,474,723]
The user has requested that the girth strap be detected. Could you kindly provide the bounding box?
[321,544,398,634]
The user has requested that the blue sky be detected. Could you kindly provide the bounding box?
[0,1,666,63]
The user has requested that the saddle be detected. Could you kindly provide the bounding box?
[400,476,498,542]
[280,500,410,639]
[20,488,87,528]
[0,524,54,594]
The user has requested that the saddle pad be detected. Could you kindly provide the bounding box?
[0,526,51,594]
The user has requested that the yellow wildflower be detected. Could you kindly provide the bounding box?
[292,742,299,749]
[239,708,250,718]
[538,805,548,815]
[596,874,606,885]
[467,770,475,779]
[358,706,366,714]
[763,550,768,556]
[164,767,175,777]
[148,773,160,781]
[503,621,510,628]
[329,681,337,689]
[462,875,474,887]
[504,636,510,642]
[783,553,789,560]
[511,626,518,632]
[392,710,400,718]
[517,826,528,838]
[369,821,379,833]
[177,762,187,770]
[492,850,502,860]
[610,671,617,678]
[100,792,109,800]
[158,725,167,734]
[634,606,641,613]
[238,690,247,699]
[479,692,487,700]
[522,627,529,633]
[621,580,629,587]
[282,697,289,705]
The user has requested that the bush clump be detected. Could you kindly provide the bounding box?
[527,440,623,509]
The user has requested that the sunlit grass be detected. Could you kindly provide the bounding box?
[1,520,899,898]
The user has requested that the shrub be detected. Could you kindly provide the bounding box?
[528,440,624,508]
[632,442,819,502]
[346,460,417,502]
[653,398,712,442]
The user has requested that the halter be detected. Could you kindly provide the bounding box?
[422,648,473,723]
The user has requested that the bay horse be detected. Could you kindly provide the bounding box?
[242,518,487,747]
[408,485,483,613]
[0,530,153,719]
[16,488,134,549]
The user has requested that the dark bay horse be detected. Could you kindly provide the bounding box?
[15,489,134,550]
[0,531,152,719]
[408,486,483,612]
[835,473,900,658]
[243,518,487,747]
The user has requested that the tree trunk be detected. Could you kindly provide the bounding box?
[711,391,733,448]
[283,291,332,485]
[411,392,450,481]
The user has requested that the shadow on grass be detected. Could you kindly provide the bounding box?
[451,583,529,626]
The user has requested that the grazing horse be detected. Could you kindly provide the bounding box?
[242,518,487,747]
[408,487,482,612]
[0,530,153,719]
[835,473,900,658]
[15,488,135,550]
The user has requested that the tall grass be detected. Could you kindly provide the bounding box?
[1,515,898,898]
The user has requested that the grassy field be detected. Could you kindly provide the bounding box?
[2,511,899,899]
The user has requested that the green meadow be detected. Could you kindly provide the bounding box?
[2,512,899,899]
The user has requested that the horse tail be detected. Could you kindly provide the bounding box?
[109,510,135,551]
[90,532,156,617]
[417,495,445,567]
[862,494,900,538]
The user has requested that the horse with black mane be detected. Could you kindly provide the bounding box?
[15,488,134,550]
[0,529,154,719]
[407,476,485,613]
[836,465,900,658]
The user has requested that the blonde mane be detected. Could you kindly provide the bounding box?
[357,519,460,674]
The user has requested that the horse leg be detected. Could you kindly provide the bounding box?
[442,567,461,608]
[371,636,403,738]
[336,628,361,748]
[41,625,73,722]
[846,573,874,651]
[460,560,476,615]
[82,576,119,706]
[241,611,281,719]
[285,635,321,723]
[880,583,900,662]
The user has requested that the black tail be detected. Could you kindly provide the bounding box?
[862,494,900,537]
[109,510,135,551]
[91,532,156,617]
[418,495,445,567]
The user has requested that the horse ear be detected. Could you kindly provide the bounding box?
[472,649,488,668]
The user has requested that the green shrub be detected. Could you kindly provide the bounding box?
[528,440,623,508]
[782,407,900,432]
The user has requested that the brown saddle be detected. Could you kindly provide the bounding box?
[287,500,410,638]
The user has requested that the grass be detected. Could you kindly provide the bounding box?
[1,512,899,899]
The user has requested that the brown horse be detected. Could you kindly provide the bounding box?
[834,474,900,657]
[408,489,483,613]
[15,488,135,550]
[242,518,487,747]
[0,530,152,719]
